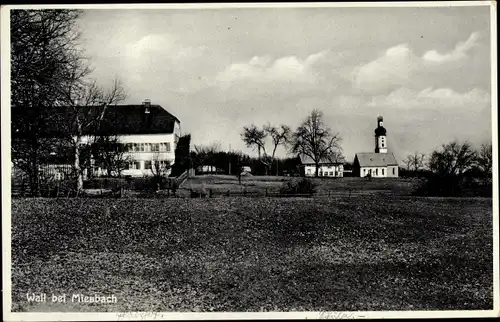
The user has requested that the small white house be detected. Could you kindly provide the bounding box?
[353,153,399,178]
[299,155,344,177]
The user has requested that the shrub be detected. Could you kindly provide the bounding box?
[39,179,76,197]
[279,178,317,196]
[413,174,461,197]
[83,177,129,190]
[413,174,492,197]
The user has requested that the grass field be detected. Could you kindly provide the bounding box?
[182,175,421,196]
[11,195,493,312]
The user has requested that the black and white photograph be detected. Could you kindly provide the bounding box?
[1,2,498,320]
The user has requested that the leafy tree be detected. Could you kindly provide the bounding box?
[429,140,477,176]
[417,140,479,197]
[291,109,344,177]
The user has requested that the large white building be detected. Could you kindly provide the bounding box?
[44,99,181,179]
[92,100,181,177]
[353,116,399,178]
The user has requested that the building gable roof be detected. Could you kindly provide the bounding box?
[98,104,180,135]
[354,152,398,167]
[299,154,343,165]
[41,104,180,137]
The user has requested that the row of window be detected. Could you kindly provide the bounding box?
[364,168,396,175]
[126,160,170,170]
[320,171,339,176]
[124,143,171,153]
[306,169,340,176]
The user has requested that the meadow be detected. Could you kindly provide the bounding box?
[182,175,420,196]
[11,193,493,312]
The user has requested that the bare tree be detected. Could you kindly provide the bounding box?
[429,140,477,176]
[263,124,292,176]
[93,135,130,177]
[150,153,172,190]
[193,142,221,174]
[403,157,412,172]
[476,142,492,178]
[232,151,247,185]
[11,9,84,196]
[241,123,291,175]
[291,109,344,177]
[58,78,127,194]
[404,151,426,172]
[241,124,269,174]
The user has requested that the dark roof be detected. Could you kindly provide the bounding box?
[354,152,398,167]
[375,126,387,136]
[40,104,180,137]
[299,155,343,165]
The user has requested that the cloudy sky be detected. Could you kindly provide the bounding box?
[77,4,492,161]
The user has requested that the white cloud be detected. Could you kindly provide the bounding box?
[214,50,329,90]
[367,87,490,110]
[352,32,483,94]
[423,32,481,63]
[351,44,420,94]
[123,34,218,93]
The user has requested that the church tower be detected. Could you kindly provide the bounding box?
[374,116,387,153]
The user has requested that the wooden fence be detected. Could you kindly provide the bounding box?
[11,164,74,197]
[184,187,395,199]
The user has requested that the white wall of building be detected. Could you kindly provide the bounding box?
[304,164,343,177]
[375,136,388,153]
[120,133,177,177]
[387,165,399,177]
[80,121,181,177]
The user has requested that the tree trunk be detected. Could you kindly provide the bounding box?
[31,160,38,197]
[315,162,319,177]
[31,143,41,197]
[74,137,83,194]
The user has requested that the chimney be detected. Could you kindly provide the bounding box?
[143,99,151,113]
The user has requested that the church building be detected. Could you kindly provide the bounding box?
[353,116,399,178]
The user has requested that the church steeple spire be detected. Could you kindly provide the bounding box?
[375,116,387,153]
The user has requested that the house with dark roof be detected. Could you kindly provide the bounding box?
[40,99,181,178]
[299,155,344,177]
[353,116,399,177]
